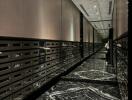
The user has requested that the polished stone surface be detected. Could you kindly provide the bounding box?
[63,54,116,81]
[36,81,120,100]
[36,49,121,100]
[90,52,106,59]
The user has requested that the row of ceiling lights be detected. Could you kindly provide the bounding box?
[93,5,99,15]
[93,4,104,32]
[72,0,111,35]
[92,0,113,34]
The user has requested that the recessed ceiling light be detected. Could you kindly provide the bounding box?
[94,5,97,8]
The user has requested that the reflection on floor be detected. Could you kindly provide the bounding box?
[62,52,117,82]
[36,48,121,100]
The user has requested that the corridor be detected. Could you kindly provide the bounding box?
[36,48,121,100]
[0,0,128,100]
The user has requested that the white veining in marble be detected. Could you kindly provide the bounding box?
[37,86,120,100]
[36,49,121,100]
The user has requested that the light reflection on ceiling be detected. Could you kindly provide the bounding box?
[72,0,115,38]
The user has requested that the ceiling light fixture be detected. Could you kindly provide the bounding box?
[94,5,97,8]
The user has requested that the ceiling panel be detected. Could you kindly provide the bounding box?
[98,30,109,38]
[91,22,104,29]
[72,0,115,38]
[92,21,112,29]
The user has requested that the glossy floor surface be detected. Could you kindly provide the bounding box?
[36,48,121,100]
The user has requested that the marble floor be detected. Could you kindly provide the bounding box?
[36,48,121,100]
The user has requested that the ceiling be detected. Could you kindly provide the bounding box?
[72,0,115,38]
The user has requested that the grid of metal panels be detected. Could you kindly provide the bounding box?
[0,38,82,100]
[0,37,103,100]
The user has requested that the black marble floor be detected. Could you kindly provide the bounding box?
[36,48,121,100]
[62,53,116,82]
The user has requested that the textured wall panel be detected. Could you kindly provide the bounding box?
[94,30,97,43]
[73,5,80,42]
[62,0,80,41]
[83,17,87,42]
[83,17,91,42]
[89,25,93,43]
[34,0,62,40]
[113,0,128,39]
[113,0,117,40]
[113,34,128,100]
[0,38,82,100]
[0,0,24,36]
[0,0,62,40]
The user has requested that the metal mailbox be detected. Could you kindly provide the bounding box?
[0,74,11,88]
[23,76,33,87]
[0,85,12,100]
[11,80,24,92]
[11,70,24,82]
[12,90,24,100]
[0,63,11,76]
